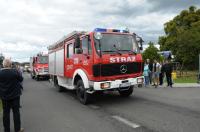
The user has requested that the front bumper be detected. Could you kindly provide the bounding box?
[90,76,144,91]
[37,72,49,76]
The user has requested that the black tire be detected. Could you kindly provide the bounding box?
[138,84,143,88]
[76,80,91,105]
[58,86,65,92]
[36,75,40,81]
[31,73,34,79]
[118,86,133,97]
[54,76,64,92]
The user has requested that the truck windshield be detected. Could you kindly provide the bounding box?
[94,34,139,55]
[38,56,48,64]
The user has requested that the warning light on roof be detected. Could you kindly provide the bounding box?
[94,28,129,33]
[94,28,107,32]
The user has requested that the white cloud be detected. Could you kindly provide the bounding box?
[0,0,199,62]
[129,12,175,31]
[0,39,46,62]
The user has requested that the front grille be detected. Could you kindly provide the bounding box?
[93,62,142,77]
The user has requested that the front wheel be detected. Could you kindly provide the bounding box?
[36,75,40,81]
[54,76,64,92]
[76,80,91,105]
[118,86,133,97]
[31,73,34,79]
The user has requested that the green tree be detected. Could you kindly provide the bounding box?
[0,53,4,68]
[142,42,161,62]
[159,6,200,69]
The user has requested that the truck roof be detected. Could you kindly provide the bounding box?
[48,31,85,51]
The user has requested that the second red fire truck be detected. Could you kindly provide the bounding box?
[30,52,49,81]
[48,28,144,104]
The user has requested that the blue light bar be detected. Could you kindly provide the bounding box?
[94,28,129,33]
[94,28,107,32]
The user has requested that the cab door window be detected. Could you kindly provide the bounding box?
[82,37,91,54]
[67,43,74,58]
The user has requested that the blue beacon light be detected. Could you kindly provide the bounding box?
[94,28,129,33]
[94,28,107,32]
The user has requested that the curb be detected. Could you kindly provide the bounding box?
[137,85,200,89]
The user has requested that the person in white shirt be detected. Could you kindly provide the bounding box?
[152,60,161,88]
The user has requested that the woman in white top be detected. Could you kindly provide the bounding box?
[152,60,161,88]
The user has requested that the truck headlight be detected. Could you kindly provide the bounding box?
[100,82,110,89]
[137,78,144,84]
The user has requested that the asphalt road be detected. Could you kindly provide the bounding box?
[1,73,200,132]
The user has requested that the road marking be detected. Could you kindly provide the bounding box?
[112,115,140,129]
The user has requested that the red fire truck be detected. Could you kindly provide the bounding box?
[30,52,49,81]
[48,28,144,104]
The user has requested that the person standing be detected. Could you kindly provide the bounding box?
[16,65,23,76]
[146,59,153,85]
[152,60,161,88]
[16,65,24,88]
[143,62,150,87]
[163,60,173,87]
[159,61,164,85]
[0,59,24,132]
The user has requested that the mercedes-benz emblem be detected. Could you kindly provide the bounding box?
[120,64,127,73]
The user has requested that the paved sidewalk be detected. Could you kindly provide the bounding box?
[172,83,200,88]
[141,83,200,88]
[135,85,200,112]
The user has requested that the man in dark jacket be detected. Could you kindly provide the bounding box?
[163,60,173,87]
[147,59,153,85]
[159,61,165,85]
[0,59,24,132]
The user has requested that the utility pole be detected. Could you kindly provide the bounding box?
[198,54,200,83]
[199,54,200,73]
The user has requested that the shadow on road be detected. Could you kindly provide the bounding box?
[60,88,140,106]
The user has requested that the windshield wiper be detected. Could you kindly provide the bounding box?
[113,44,122,55]
[120,50,137,55]
[102,50,122,55]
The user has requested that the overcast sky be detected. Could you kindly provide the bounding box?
[0,0,199,62]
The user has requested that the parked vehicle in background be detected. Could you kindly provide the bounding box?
[23,65,30,72]
[27,67,31,73]
[48,28,144,104]
[30,52,49,81]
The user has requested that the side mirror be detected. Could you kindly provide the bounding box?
[136,36,144,51]
[133,49,138,55]
[94,32,102,40]
[33,57,36,63]
[76,48,83,54]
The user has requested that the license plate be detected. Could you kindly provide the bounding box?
[120,82,131,88]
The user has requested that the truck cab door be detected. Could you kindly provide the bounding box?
[80,36,93,77]
[65,40,75,78]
